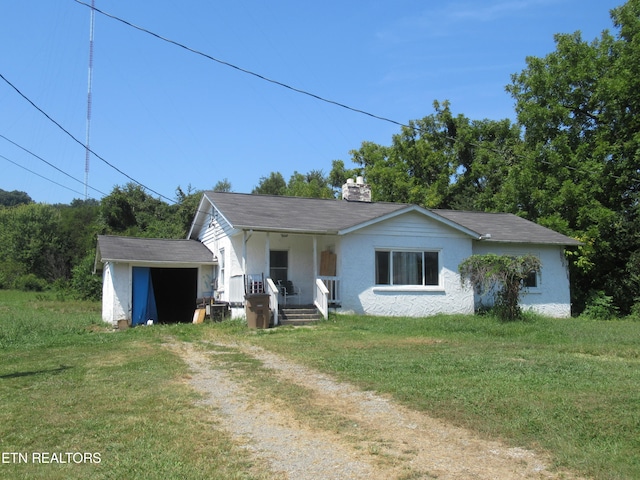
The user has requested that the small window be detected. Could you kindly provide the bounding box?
[523,270,537,288]
[375,250,440,286]
[504,253,539,288]
[218,248,225,288]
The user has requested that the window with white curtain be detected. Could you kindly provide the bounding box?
[375,250,440,286]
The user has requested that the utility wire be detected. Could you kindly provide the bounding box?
[6,2,635,206]
[0,133,108,197]
[72,0,407,130]
[0,153,86,198]
[0,72,175,204]
[73,1,635,186]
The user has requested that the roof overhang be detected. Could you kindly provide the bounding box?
[94,235,218,275]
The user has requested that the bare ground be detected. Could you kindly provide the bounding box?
[166,340,581,480]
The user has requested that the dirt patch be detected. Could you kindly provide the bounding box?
[167,340,581,480]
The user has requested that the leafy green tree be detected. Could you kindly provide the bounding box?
[253,170,334,198]
[173,185,204,237]
[287,170,334,199]
[0,189,32,207]
[100,183,175,237]
[0,203,65,285]
[348,101,520,208]
[70,252,103,300]
[253,172,287,195]
[58,199,100,266]
[459,254,542,321]
[212,178,232,193]
[505,0,640,313]
[328,159,361,197]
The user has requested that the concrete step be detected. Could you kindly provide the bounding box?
[279,305,322,326]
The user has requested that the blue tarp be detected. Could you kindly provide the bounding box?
[132,267,158,326]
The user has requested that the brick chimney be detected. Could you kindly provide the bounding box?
[342,177,372,202]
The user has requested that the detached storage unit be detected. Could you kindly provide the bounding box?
[96,235,217,326]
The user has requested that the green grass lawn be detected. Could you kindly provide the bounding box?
[235,313,640,480]
[0,291,267,480]
[2,290,639,479]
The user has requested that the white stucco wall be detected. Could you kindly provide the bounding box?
[338,212,475,317]
[101,261,130,325]
[194,200,573,319]
[101,261,215,324]
[472,242,572,318]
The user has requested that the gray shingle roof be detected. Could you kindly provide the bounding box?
[204,191,411,234]
[431,210,581,245]
[204,192,580,246]
[97,235,217,263]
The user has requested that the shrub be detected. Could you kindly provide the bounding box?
[582,290,619,320]
[70,253,102,301]
[13,274,49,292]
[459,253,541,321]
[629,299,640,321]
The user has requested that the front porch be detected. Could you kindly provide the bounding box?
[221,230,341,324]
[228,274,340,324]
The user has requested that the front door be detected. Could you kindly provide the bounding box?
[270,250,288,286]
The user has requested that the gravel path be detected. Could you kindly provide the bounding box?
[168,340,581,480]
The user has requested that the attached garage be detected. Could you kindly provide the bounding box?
[96,235,217,326]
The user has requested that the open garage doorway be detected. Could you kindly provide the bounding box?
[152,268,197,323]
[132,267,198,324]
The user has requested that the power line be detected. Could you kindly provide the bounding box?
[72,0,408,130]
[0,153,86,198]
[73,1,638,187]
[0,71,175,204]
[0,133,108,197]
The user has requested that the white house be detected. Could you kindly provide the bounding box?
[96,180,580,326]
[185,181,580,322]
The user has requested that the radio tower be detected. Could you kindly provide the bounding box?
[84,0,96,200]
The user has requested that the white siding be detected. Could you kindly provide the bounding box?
[101,261,130,325]
[193,200,573,319]
[472,242,572,318]
[196,205,239,303]
[339,212,475,316]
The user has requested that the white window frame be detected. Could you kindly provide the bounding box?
[218,248,225,290]
[374,248,442,291]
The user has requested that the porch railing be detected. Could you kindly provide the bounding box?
[314,278,330,320]
[266,278,279,326]
[318,276,341,306]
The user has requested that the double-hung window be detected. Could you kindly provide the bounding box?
[375,250,440,286]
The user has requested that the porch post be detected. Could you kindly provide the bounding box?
[242,230,247,274]
[265,233,270,277]
[313,236,318,279]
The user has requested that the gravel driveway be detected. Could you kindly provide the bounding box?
[168,340,581,480]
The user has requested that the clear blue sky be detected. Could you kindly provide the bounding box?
[0,0,624,204]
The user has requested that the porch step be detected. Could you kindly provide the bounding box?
[278,305,322,326]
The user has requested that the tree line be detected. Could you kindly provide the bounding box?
[1,1,639,316]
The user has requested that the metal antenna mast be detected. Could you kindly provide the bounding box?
[84,0,96,199]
